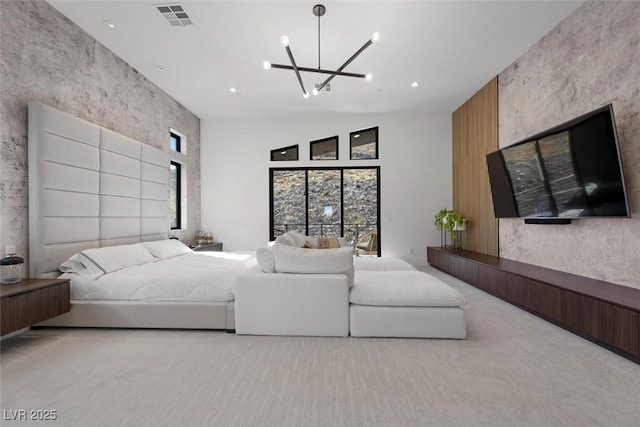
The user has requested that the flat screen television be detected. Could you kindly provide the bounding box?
[486,104,630,221]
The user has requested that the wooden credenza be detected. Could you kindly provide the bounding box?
[427,247,640,364]
[1,278,70,336]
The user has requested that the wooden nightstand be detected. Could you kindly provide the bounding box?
[1,278,70,336]
[192,242,223,252]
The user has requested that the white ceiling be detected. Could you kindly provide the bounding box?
[47,0,582,120]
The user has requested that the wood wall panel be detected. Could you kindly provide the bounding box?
[452,77,498,256]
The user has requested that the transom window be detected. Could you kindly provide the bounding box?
[271,145,299,161]
[350,127,378,160]
[170,132,181,153]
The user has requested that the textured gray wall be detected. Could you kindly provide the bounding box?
[498,1,639,289]
[0,0,201,270]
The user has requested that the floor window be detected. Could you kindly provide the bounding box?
[270,167,380,255]
[170,161,181,229]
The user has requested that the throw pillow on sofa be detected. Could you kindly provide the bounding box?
[274,233,296,246]
[272,244,353,274]
[256,246,276,273]
[277,230,351,249]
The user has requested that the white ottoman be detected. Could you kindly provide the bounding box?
[349,270,467,339]
[353,257,417,272]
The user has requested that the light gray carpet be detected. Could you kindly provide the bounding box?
[1,267,639,427]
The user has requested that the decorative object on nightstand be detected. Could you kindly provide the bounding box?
[192,242,223,252]
[191,231,221,251]
[1,253,24,284]
[195,231,215,245]
[434,208,468,249]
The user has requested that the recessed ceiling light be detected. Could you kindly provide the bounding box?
[157,66,165,72]
[103,19,115,29]
[411,81,420,88]
[229,87,237,93]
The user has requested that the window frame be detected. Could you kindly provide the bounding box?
[170,131,182,153]
[269,166,381,255]
[270,144,299,161]
[349,126,379,160]
[170,160,182,230]
[310,135,339,160]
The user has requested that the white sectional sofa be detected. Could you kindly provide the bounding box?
[235,238,354,336]
[234,232,467,338]
[234,272,350,336]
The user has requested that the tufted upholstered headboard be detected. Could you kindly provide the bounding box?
[28,101,169,278]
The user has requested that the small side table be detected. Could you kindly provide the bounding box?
[1,278,70,336]
[192,242,223,252]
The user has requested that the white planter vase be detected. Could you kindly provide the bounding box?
[453,221,467,231]
[439,216,467,249]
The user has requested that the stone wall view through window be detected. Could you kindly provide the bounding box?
[270,167,380,255]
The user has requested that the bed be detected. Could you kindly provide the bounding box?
[38,241,259,330]
[28,101,247,330]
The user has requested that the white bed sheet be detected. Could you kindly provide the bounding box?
[60,251,259,302]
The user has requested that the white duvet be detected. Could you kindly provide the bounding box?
[60,252,260,302]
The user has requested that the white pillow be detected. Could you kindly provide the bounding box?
[274,233,296,246]
[256,246,276,273]
[338,237,350,247]
[272,245,354,275]
[141,239,192,260]
[276,232,351,249]
[287,230,309,247]
[59,253,105,280]
[59,243,156,279]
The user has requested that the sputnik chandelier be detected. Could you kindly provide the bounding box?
[263,4,380,98]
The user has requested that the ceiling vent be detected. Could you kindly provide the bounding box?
[156,4,193,27]
[314,83,331,93]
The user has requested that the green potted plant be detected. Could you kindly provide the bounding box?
[434,208,467,243]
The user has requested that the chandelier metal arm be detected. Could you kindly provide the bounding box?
[264,4,376,97]
[316,38,373,92]
[284,45,307,97]
[270,63,366,79]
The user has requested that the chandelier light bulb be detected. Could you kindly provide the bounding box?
[412,81,420,88]
[280,35,290,47]
[365,73,373,81]
[303,90,310,99]
[371,32,380,43]
[312,88,319,96]
[263,61,271,70]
